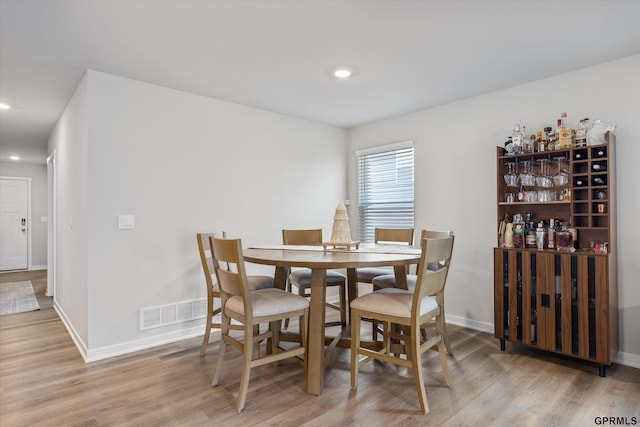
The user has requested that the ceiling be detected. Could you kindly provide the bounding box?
[1,0,639,164]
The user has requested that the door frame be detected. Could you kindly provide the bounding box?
[47,152,56,299]
[0,176,32,271]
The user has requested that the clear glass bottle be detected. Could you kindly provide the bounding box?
[557,112,575,148]
[537,131,545,152]
[548,218,556,250]
[512,122,524,154]
[575,118,590,147]
[545,126,556,151]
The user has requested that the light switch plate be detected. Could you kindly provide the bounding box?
[118,215,135,230]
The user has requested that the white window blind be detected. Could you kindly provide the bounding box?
[357,142,414,243]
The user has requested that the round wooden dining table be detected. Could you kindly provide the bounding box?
[243,245,421,395]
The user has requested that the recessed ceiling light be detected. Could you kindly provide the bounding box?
[333,68,353,79]
[0,103,11,110]
[9,155,21,161]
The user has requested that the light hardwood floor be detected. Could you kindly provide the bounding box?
[1,271,638,426]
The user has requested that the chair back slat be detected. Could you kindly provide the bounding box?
[374,228,414,245]
[413,236,455,306]
[209,237,249,301]
[197,232,227,290]
[282,229,323,245]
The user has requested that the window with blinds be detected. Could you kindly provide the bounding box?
[357,141,414,243]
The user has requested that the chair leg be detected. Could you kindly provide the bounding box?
[253,324,261,359]
[200,298,214,357]
[440,303,453,355]
[434,311,453,387]
[212,315,230,386]
[236,323,254,413]
[270,320,280,365]
[439,339,453,388]
[339,283,347,326]
[350,310,361,387]
[409,324,429,415]
[301,309,308,379]
[283,276,291,329]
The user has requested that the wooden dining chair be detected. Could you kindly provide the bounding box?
[356,227,414,339]
[356,227,415,284]
[196,232,273,357]
[282,229,347,327]
[371,230,455,354]
[350,236,455,414]
[210,236,309,412]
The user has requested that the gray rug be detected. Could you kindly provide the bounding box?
[0,281,40,315]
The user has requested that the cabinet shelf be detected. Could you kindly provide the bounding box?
[498,201,571,206]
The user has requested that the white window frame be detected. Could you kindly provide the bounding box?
[356,140,415,243]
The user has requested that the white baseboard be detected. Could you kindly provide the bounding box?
[54,302,89,362]
[445,314,494,334]
[29,265,47,271]
[56,300,210,363]
[445,313,640,370]
[56,295,640,370]
[614,351,640,369]
[85,325,210,362]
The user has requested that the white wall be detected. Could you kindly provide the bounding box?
[51,70,347,359]
[48,73,90,348]
[347,55,640,367]
[0,161,48,268]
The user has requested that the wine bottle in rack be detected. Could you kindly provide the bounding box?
[593,176,606,186]
[593,163,607,171]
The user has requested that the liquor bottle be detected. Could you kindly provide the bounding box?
[512,122,525,154]
[536,221,547,250]
[528,134,537,153]
[545,126,556,151]
[526,221,537,248]
[575,118,590,147]
[557,112,575,148]
[537,131,545,152]
[548,219,556,250]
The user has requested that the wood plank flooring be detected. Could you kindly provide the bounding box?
[1,270,638,426]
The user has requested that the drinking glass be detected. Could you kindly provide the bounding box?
[553,157,569,187]
[520,161,535,187]
[504,162,519,187]
[536,159,552,188]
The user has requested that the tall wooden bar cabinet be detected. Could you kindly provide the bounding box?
[493,137,617,376]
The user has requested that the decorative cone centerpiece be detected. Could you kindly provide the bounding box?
[323,202,360,251]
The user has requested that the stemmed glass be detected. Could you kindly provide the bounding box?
[504,162,519,187]
[520,161,535,187]
[553,157,569,187]
[536,159,552,188]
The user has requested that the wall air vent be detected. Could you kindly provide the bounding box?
[140,298,208,330]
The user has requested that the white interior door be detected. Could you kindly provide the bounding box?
[0,178,29,271]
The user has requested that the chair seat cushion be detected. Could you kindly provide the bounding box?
[356,267,395,283]
[371,262,440,290]
[372,274,417,290]
[212,274,273,293]
[350,287,438,318]
[226,288,309,318]
[289,269,346,287]
[247,275,274,290]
